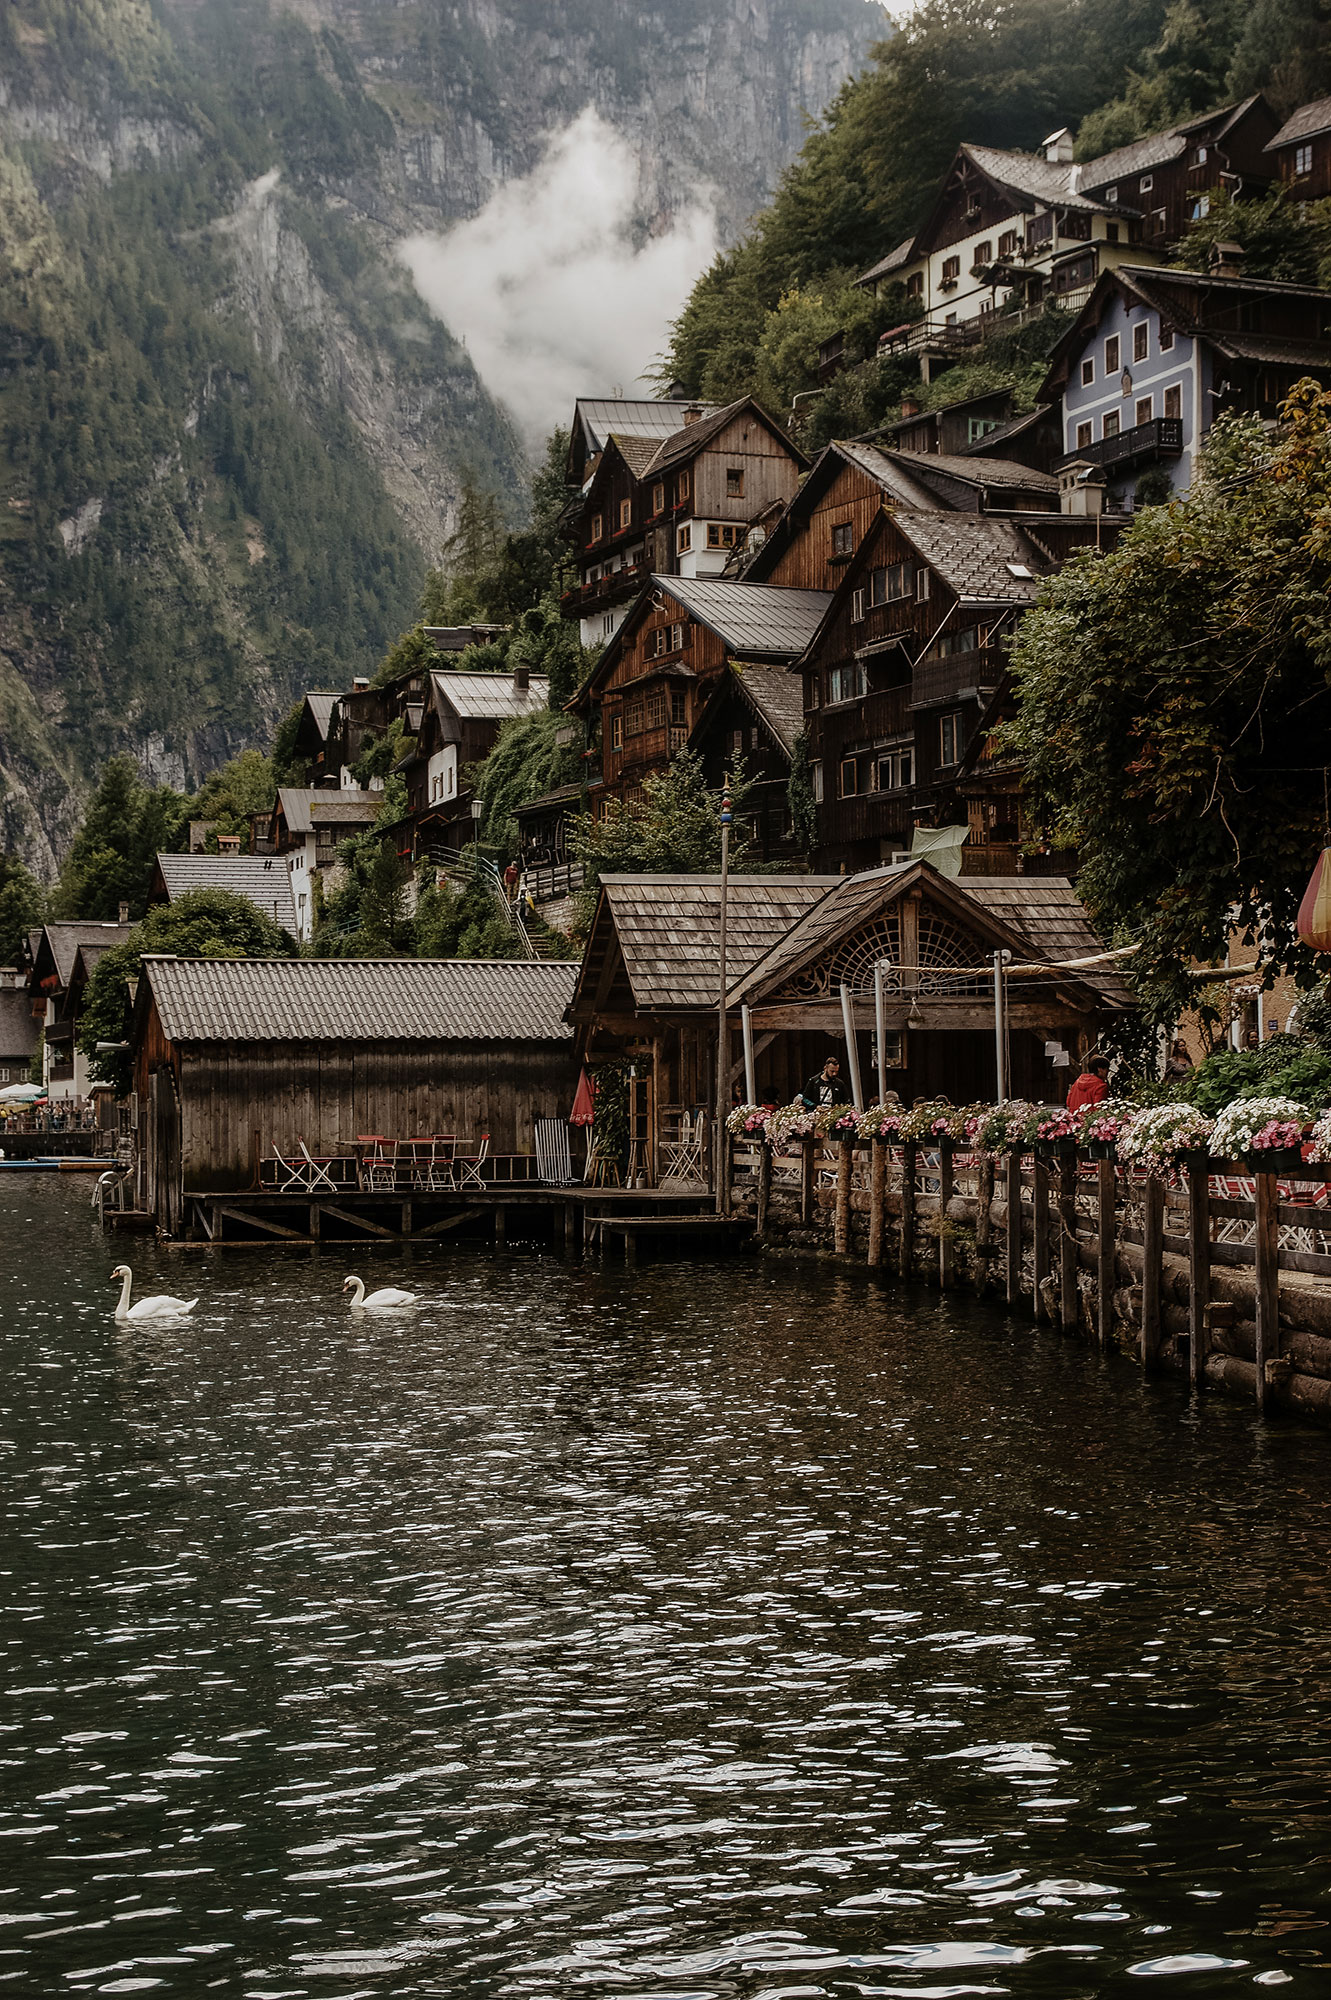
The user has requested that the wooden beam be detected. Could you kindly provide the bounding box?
[899,1142,916,1280]
[1057,1153,1078,1333]
[835,1138,852,1255]
[868,1140,886,1268]
[1141,1176,1164,1369]
[217,1203,306,1241]
[1254,1170,1279,1414]
[320,1202,397,1239]
[1006,1151,1022,1305]
[730,1030,775,1085]
[938,1143,954,1290]
[1187,1159,1210,1392]
[1096,1159,1116,1353]
[408,1205,486,1239]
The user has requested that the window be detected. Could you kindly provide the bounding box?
[839,757,859,798]
[1190,195,1210,221]
[1104,334,1120,373]
[1076,419,1094,449]
[645,689,667,732]
[618,499,632,531]
[625,699,645,738]
[931,625,978,658]
[829,661,867,704]
[917,568,930,602]
[1105,185,1118,205]
[678,468,691,502]
[1080,357,1095,386]
[875,746,913,791]
[1163,384,1181,421]
[1132,320,1149,363]
[1193,146,1207,167]
[811,761,824,803]
[1106,221,1119,243]
[939,711,964,766]
[706,522,743,549]
[998,229,1019,258]
[851,586,866,623]
[671,688,687,726]
[676,523,692,554]
[1026,212,1053,247]
[907,271,924,299]
[972,240,993,266]
[651,481,665,515]
[1135,396,1153,426]
[968,416,1000,442]
[1139,174,1153,193]
[867,560,913,606]
[1159,322,1174,351]
[1103,410,1120,439]
[805,671,820,710]
[725,467,744,497]
[1296,142,1314,177]
[610,712,623,751]
[590,512,603,543]
[941,254,961,284]
[832,520,854,555]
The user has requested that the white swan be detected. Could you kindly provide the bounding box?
[111,1264,198,1322]
[343,1274,418,1311]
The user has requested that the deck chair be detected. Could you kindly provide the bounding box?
[299,1141,340,1193]
[455,1134,490,1191]
[534,1117,576,1185]
[268,1144,309,1192]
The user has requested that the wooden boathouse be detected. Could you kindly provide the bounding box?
[130,956,580,1234]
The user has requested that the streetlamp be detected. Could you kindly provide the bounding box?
[470,795,483,865]
[715,779,732,1216]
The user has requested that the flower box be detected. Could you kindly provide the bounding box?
[1245,1146,1306,1174]
[1086,1138,1116,1160]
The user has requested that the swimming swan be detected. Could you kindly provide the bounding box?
[343,1274,418,1310]
[111,1265,198,1321]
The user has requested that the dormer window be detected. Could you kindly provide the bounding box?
[1139,173,1153,193]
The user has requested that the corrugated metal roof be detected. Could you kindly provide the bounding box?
[892,513,1050,604]
[277,788,383,834]
[660,577,832,657]
[574,399,720,454]
[600,874,838,1011]
[1266,94,1331,151]
[144,956,578,1045]
[302,692,340,741]
[431,671,549,722]
[733,664,805,755]
[155,853,299,935]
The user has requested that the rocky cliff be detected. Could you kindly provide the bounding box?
[0,0,885,870]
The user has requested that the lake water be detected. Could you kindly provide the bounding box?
[3,1176,1331,1997]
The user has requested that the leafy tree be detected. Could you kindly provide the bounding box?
[0,853,45,967]
[573,751,753,913]
[77,887,296,1093]
[352,717,414,787]
[414,873,521,960]
[787,735,819,856]
[56,757,186,920]
[182,749,280,848]
[1002,384,1331,1013]
[472,709,584,852]
[312,777,415,957]
[1169,186,1331,286]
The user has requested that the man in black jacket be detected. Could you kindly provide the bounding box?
[801,1055,850,1110]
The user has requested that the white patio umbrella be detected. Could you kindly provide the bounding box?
[0,1083,46,1103]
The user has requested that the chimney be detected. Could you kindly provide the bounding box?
[1043,126,1074,164]
[217,832,241,856]
[683,404,703,425]
[900,395,920,419]
[513,663,530,693]
[1059,460,1106,517]
[1209,240,1244,278]
[118,901,130,925]
[352,676,370,691]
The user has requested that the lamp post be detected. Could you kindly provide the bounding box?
[470,795,483,867]
[715,779,732,1216]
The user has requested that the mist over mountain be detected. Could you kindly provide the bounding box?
[0,0,886,868]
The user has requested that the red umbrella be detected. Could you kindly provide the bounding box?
[570,1068,595,1127]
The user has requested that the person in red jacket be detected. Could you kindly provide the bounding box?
[1066,1056,1109,1113]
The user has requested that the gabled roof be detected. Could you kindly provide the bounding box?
[961,142,1113,214]
[742,440,942,585]
[731,663,806,756]
[1265,94,1331,151]
[571,874,838,1016]
[612,433,663,478]
[152,853,299,936]
[662,576,832,657]
[0,984,38,1061]
[891,513,1051,605]
[299,692,341,743]
[572,398,721,454]
[30,921,134,991]
[430,670,549,725]
[275,788,383,835]
[858,234,917,287]
[139,956,578,1046]
[643,397,808,478]
[881,449,1059,499]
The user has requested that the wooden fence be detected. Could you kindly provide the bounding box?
[733,1137,1331,1422]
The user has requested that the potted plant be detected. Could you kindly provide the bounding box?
[1210,1095,1310,1173]
[1035,1106,1078,1158]
[1116,1103,1215,1175]
[1073,1097,1127,1159]
[726,1103,773,1139]
[966,1099,1043,1155]
[856,1101,903,1143]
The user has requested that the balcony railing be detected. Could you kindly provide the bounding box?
[1060,416,1183,472]
[560,562,648,616]
[910,653,1002,710]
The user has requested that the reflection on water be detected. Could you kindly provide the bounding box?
[2,1177,1330,1996]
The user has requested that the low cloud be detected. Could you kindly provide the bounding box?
[398,108,718,446]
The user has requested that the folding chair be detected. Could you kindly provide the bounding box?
[269,1144,308,1192]
[299,1141,340,1193]
[362,1138,399,1191]
[455,1134,490,1190]
[423,1137,457,1191]
[534,1117,576,1185]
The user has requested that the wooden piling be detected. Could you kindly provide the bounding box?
[1254,1168,1280,1413]
[1032,1155,1051,1321]
[899,1143,917,1280]
[975,1156,994,1261]
[868,1140,886,1269]
[835,1138,853,1255]
[1005,1151,1022,1305]
[938,1142,955,1290]
[1187,1159,1210,1391]
[1141,1175,1164,1368]
[1096,1158,1116,1352]
[756,1145,772,1239]
[1057,1152,1078,1332]
[801,1137,815,1225]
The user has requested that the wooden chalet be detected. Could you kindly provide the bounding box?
[269,788,383,941]
[288,691,344,785]
[130,955,580,1233]
[882,390,1063,474]
[570,576,830,814]
[793,505,1110,874]
[687,663,806,863]
[726,862,1128,1107]
[1265,94,1331,202]
[562,397,808,647]
[400,665,550,857]
[26,919,134,1099]
[0,968,38,1087]
[149,852,299,937]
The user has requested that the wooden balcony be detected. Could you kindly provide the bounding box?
[1060,417,1183,474]
[910,653,1002,710]
[560,562,649,617]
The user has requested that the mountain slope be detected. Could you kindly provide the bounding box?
[0,0,885,871]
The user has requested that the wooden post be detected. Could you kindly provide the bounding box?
[1057,1153,1078,1333]
[1032,1154,1051,1320]
[1254,1168,1280,1414]
[494,1203,506,1247]
[1187,1159,1211,1391]
[1141,1174,1164,1369]
[937,1142,955,1290]
[1005,1150,1022,1305]
[756,1144,772,1239]
[1096,1158,1116,1353]
[975,1155,994,1262]
[835,1138,853,1255]
[899,1143,917,1280]
[800,1136,815,1226]
[868,1139,886,1269]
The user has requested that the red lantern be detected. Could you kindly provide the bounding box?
[1297,848,1331,951]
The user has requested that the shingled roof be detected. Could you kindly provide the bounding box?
[31,921,134,990]
[892,514,1051,604]
[140,956,578,1045]
[575,875,838,1015]
[732,664,805,755]
[153,852,299,935]
[1265,94,1331,151]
